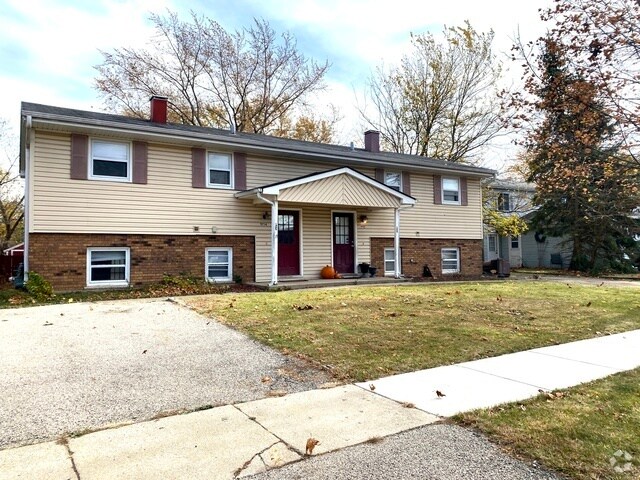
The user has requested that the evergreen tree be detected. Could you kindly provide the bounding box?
[525,39,640,272]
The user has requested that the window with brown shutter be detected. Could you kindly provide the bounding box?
[192,148,206,188]
[402,171,411,196]
[70,134,88,180]
[132,141,147,184]
[233,152,246,191]
[433,175,442,204]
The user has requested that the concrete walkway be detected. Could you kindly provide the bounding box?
[357,329,640,417]
[2,330,639,479]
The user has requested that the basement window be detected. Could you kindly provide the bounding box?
[441,248,460,274]
[206,248,233,282]
[384,248,401,276]
[87,248,130,286]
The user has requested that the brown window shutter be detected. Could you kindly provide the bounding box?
[70,134,88,180]
[132,141,148,184]
[375,168,384,183]
[233,152,247,190]
[402,171,411,196]
[433,175,442,204]
[460,177,468,206]
[192,148,206,188]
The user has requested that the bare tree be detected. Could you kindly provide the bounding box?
[0,119,24,250]
[95,11,332,137]
[359,22,504,163]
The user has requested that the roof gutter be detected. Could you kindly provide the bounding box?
[24,112,495,178]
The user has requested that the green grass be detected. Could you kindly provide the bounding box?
[187,281,640,381]
[457,369,640,479]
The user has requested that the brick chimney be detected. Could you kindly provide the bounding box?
[364,130,380,153]
[149,96,168,124]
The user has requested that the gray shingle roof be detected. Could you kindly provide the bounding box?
[21,102,495,177]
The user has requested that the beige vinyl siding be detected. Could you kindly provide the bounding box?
[31,131,483,281]
[278,174,400,208]
[365,174,483,239]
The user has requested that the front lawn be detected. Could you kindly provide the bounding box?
[457,368,640,479]
[187,281,640,382]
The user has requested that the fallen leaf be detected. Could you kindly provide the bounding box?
[369,383,376,391]
[305,437,320,455]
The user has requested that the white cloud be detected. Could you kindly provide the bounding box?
[0,0,554,170]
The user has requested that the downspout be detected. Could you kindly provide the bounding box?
[23,115,32,278]
[394,204,414,279]
[256,191,278,286]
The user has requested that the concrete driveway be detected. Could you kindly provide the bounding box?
[0,298,331,450]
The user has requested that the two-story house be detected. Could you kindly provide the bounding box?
[20,97,494,291]
[484,179,572,269]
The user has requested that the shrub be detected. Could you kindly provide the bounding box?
[25,272,53,301]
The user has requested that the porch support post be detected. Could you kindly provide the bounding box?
[394,207,401,279]
[271,199,279,285]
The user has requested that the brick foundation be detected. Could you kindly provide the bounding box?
[370,237,483,280]
[29,233,255,292]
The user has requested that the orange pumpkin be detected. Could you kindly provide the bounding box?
[321,265,336,279]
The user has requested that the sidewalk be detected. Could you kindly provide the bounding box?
[2,329,639,480]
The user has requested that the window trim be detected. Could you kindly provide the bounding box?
[88,139,132,182]
[497,192,511,212]
[206,152,234,189]
[384,247,401,276]
[441,177,461,205]
[383,170,402,191]
[441,247,460,274]
[86,247,130,287]
[511,235,520,249]
[205,247,233,282]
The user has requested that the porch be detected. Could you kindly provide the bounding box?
[235,167,416,286]
[250,274,412,290]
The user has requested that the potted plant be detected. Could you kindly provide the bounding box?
[358,262,370,277]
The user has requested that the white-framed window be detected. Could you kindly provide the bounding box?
[497,192,511,212]
[384,248,401,275]
[207,152,233,188]
[206,248,232,282]
[89,139,131,181]
[441,248,460,274]
[488,234,498,254]
[442,177,460,204]
[87,248,130,287]
[384,171,401,191]
[511,236,520,249]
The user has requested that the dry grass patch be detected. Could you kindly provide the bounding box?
[187,281,640,382]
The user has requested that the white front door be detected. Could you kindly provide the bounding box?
[486,234,499,261]
[509,235,522,267]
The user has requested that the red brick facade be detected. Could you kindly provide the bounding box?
[370,237,483,279]
[29,233,255,292]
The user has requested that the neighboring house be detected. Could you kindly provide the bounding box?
[19,98,494,291]
[484,180,572,269]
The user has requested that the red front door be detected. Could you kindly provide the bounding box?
[333,212,355,274]
[278,210,300,276]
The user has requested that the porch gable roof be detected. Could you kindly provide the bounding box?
[235,167,416,207]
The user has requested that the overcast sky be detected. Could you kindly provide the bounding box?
[0,0,552,170]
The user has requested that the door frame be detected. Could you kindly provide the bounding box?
[277,208,304,278]
[509,234,522,268]
[330,210,357,274]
